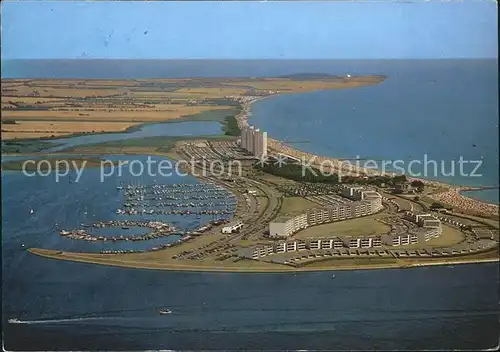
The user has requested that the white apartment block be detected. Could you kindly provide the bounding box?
[240,126,268,158]
[268,186,382,238]
[307,208,331,226]
[340,185,365,200]
[241,226,442,259]
[404,211,441,229]
[269,213,308,237]
[382,232,421,246]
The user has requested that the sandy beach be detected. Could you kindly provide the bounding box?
[237,97,499,217]
[428,187,499,217]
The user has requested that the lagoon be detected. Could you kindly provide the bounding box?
[2,60,499,349]
[2,154,499,350]
[43,121,223,153]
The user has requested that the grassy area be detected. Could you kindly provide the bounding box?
[423,225,466,246]
[1,107,241,145]
[174,107,242,136]
[1,139,62,154]
[445,212,499,229]
[1,107,241,154]
[279,196,321,215]
[221,115,241,136]
[60,134,235,154]
[387,224,466,250]
[255,173,296,186]
[171,108,241,123]
[1,156,118,171]
[293,215,391,239]
[256,163,339,183]
[2,76,385,140]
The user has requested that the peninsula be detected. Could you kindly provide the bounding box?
[2,75,498,273]
[1,75,385,140]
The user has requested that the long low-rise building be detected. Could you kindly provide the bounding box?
[241,225,444,259]
[221,221,244,234]
[404,211,441,229]
[269,213,308,237]
[269,187,383,237]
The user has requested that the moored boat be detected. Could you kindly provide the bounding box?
[159,308,172,315]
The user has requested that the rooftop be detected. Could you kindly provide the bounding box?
[362,191,381,199]
[272,216,294,223]
[419,215,439,221]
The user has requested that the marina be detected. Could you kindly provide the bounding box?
[44,176,239,250]
[59,217,232,246]
[59,220,177,242]
[115,208,234,216]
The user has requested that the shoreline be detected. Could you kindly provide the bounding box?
[239,95,499,214]
[1,108,238,145]
[28,247,499,273]
[3,81,498,273]
[458,187,499,204]
[3,91,498,214]
[2,90,498,214]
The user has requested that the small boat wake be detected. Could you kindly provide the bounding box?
[8,316,123,325]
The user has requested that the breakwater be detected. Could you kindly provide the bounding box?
[59,220,177,242]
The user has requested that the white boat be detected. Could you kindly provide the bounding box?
[8,318,21,324]
[30,209,34,214]
[332,274,336,279]
[159,308,172,315]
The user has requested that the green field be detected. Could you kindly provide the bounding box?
[1,139,62,154]
[177,107,241,122]
[1,107,241,154]
[293,215,391,239]
[59,134,236,154]
[278,196,322,215]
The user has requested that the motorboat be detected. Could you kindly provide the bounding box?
[159,308,172,315]
[8,318,21,324]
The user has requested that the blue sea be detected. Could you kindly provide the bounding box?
[3,59,498,202]
[247,60,499,203]
[2,60,499,350]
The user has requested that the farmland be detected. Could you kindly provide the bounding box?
[1,76,386,140]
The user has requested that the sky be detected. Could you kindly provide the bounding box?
[1,1,497,60]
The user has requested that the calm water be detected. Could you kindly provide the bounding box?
[44,121,223,153]
[249,60,499,203]
[2,60,499,349]
[1,155,235,253]
[4,59,497,202]
[2,155,499,350]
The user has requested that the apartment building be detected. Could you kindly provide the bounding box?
[269,213,308,237]
[307,208,332,226]
[404,211,441,229]
[240,126,268,158]
[341,185,365,200]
